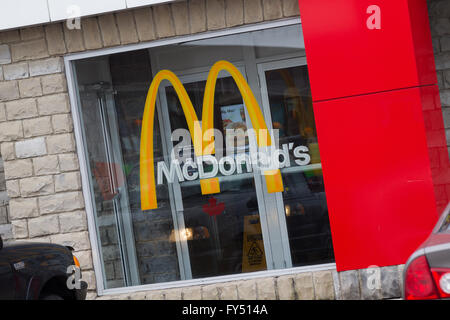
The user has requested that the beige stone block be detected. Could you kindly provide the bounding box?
[19,78,43,98]
[10,39,49,62]
[23,116,52,137]
[20,27,44,41]
[134,8,156,41]
[294,272,315,300]
[0,223,12,239]
[282,0,300,17]
[5,98,38,120]
[0,121,23,142]
[0,30,20,43]
[82,17,103,50]
[313,271,335,300]
[58,153,79,172]
[277,275,295,300]
[182,286,202,300]
[207,0,226,30]
[15,137,47,158]
[24,236,51,243]
[33,155,59,175]
[0,81,20,102]
[171,2,190,36]
[98,14,121,47]
[218,283,238,300]
[0,103,5,122]
[3,62,29,80]
[63,27,85,53]
[145,291,165,300]
[41,74,67,95]
[46,133,76,154]
[28,214,60,237]
[81,270,96,290]
[39,191,84,214]
[6,180,20,198]
[54,172,81,192]
[244,0,263,23]
[237,279,257,300]
[154,5,175,39]
[225,0,244,27]
[29,57,64,77]
[262,0,283,20]
[9,197,38,219]
[0,66,3,81]
[398,264,405,290]
[3,158,32,180]
[59,210,87,233]
[12,219,28,238]
[19,175,54,197]
[164,288,182,300]
[45,23,67,55]
[127,292,146,300]
[52,114,73,134]
[1,142,15,160]
[256,277,276,300]
[0,44,11,64]
[189,0,207,33]
[51,231,90,251]
[73,249,93,270]
[37,93,70,115]
[202,285,220,300]
[116,11,139,45]
[86,291,97,300]
[6,179,20,198]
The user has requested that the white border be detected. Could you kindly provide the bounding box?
[65,17,337,297]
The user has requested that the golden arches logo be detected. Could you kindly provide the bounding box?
[140,60,284,211]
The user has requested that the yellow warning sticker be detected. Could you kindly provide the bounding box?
[242,215,267,273]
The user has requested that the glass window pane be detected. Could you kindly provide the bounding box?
[72,24,333,290]
[264,65,335,266]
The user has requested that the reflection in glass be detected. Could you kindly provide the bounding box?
[265,65,334,266]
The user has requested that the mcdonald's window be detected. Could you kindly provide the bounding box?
[71,23,335,290]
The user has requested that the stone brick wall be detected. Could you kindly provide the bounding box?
[96,265,404,300]
[0,0,448,300]
[0,13,93,297]
[0,158,12,241]
[0,0,301,300]
[429,0,450,145]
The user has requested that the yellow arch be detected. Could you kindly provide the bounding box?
[141,61,283,211]
[140,70,202,211]
[202,60,272,151]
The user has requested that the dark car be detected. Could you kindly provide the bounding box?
[403,203,450,300]
[0,235,88,300]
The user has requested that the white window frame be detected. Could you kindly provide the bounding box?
[64,17,336,297]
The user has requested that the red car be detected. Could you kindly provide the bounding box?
[403,204,450,300]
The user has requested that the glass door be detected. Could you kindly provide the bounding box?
[257,58,335,267]
[77,82,141,287]
[156,68,277,279]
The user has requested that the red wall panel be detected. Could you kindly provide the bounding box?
[314,87,438,270]
[297,0,446,271]
[298,0,437,102]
